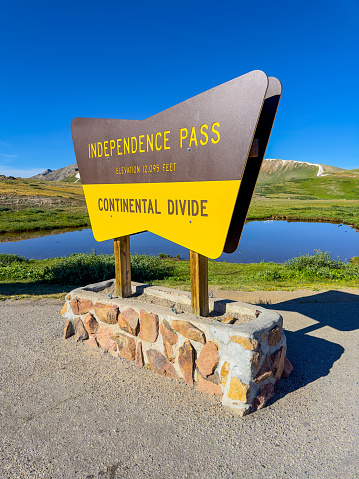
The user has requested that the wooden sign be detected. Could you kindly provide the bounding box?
[71,70,281,259]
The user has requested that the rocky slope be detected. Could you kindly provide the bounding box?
[30,163,79,181]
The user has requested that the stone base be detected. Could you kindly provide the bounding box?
[61,280,292,415]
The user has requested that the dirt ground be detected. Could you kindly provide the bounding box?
[0,288,358,478]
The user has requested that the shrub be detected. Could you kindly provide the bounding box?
[284,251,359,280]
[0,263,44,280]
[43,253,175,285]
[43,252,115,285]
[285,251,342,271]
[0,253,29,265]
[256,269,283,281]
[131,254,174,282]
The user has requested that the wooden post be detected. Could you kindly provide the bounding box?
[190,250,209,317]
[114,236,132,298]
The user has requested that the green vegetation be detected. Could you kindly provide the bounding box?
[248,199,359,229]
[248,161,359,228]
[1,164,358,234]
[255,175,359,200]
[0,178,90,234]
[1,251,357,300]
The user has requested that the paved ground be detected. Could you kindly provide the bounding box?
[0,289,358,478]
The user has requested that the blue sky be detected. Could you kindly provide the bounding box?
[0,0,358,177]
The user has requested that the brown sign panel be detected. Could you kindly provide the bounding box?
[71,71,281,259]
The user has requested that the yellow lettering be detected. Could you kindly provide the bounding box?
[91,143,96,158]
[155,132,162,151]
[110,139,116,156]
[124,138,130,155]
[189,126,198,147]
[199,124,209,145]
[146,133,153,152]
[211,122,221,144]
[164,130,170,150]
[88,144,90,158]
[97,142,103,157]
[139,135,145,153]
[180,128,188,148]
[131,136,138,153]
[117,138,122,155]
[104,140,109,157]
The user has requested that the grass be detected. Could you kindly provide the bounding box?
[0,251,358,300]
[248,199,359,229]
[0,178,90,233]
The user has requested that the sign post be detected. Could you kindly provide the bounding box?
[190,251,209,316]
[114,235,131,298]
[71,70,282,315]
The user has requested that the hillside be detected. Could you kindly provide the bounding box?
[0,158,356,237]
[31,163,79,182]
[31,159,358,186]
[257,159,348,184]
[255,159,359,200]
[0,177,88,236]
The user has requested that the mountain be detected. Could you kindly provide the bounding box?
[257,159,350,184]
[30,159,358,184]
[30,163,79,181]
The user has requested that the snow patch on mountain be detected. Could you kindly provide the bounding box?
[265,159,324,177]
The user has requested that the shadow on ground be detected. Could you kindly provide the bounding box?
[260,290,358,401]
[0,281,72,297]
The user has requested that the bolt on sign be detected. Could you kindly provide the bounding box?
[71,70,281,259]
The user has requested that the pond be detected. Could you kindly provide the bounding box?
[0,221,357,263]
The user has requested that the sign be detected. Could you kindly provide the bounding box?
[71,70,281,259]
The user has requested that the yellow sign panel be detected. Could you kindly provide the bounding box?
[83,180,240,259]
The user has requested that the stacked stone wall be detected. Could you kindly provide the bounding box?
[61,281,292,415]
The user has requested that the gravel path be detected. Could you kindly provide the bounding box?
[0,290,358,479]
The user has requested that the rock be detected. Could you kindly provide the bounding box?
[160,321,178,363]
[230,335,259,350]
[220,362,230,385]
[146,349,178,379]
[73,317,89,342]
[228,377,250,402]
[88,336,99,348]
[272,346,285,379]
[268,326,282,346]
[252,383,275,411]
[139,310,159,342]
[135,341,144,368]
[60,303,67,317]
[260,332,267,342]
[197,373,222,396]
[206,372,220,385]
[63,319,74,339]
[83,313,99,335]
[97,325,117,352]
[178,340,195,386]
[250,351,261,369]
[254,354,273,384]
[281,356,293,378]
[70,298,93,315]
[111,333,136,361]
[172,320,206,344]
[220,316,236,324]
[196,341,219,377]
[93,303,119,325]
[118,308,139,336]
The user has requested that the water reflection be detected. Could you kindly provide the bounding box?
[0,221,357,263]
